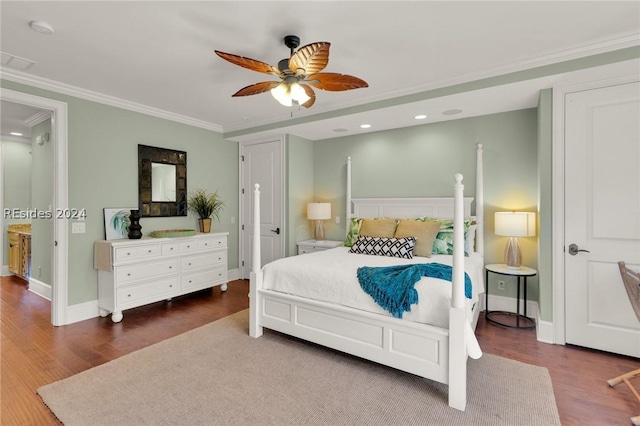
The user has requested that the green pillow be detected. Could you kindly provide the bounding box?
[344,217,363,247]
[417,217,475,255]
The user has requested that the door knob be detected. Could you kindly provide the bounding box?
[568,243,590,256]
[270,227,280,235]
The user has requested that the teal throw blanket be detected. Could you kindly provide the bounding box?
[356,263,472,318]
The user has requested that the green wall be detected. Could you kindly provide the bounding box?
[285,134,314,256]
[1,140,32,266]
[1,80,238,306]
[308,109,540,301]
[30,119,53,284]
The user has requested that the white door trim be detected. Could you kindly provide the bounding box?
[551,72,640,345]
[1,88,69,326]
[238,137,286,279]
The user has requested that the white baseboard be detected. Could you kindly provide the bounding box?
[484,293,556,345]
[28,277,52,301]
[535,318,555,343]
[1,265,11,276]
[485,293,538,320]
[228,268,239,281]
[67,300,100,325]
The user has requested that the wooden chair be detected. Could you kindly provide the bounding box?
[607,261,640,425]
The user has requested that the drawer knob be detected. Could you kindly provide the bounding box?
[128,294,131,297]
[204,243,208,246]
[127,273,131,276]
[148,249,152,253]
[169,266,173,269]
[170,284,173,288]
[127,252,131,256]
[187,245,190,248]
[188,262,192,266]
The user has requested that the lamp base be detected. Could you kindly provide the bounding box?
[504,237,522,269]
[314,220,325,241]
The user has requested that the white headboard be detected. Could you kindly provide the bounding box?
[351,197,474,219]
[345,144,484,256]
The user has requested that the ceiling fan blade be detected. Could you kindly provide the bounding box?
[288,42,330,76]
[306,73,368,91]
[215,50,281,76]
[232,81,280,97]
[300,84,316,108]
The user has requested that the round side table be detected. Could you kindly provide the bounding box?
[485,264,537,328]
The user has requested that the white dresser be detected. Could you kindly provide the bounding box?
[94,233,228,322]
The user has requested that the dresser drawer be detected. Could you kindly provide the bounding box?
[181,251,227,272]
[117,277,179,309]
[182,266,227,292]
[114,244,161,262]
[116,258,179,284]
[161,242,181,256]
[198,235,226,250]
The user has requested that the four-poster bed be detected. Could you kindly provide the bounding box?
[249,144,485,411]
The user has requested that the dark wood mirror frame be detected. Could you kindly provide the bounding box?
[138,144,187,217]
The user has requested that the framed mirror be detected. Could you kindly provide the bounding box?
[138,144,187,217]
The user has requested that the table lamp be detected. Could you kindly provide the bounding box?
[494,211,535,269]
[307,203,331,241]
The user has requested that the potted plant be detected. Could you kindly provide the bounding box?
[187,189,224,233]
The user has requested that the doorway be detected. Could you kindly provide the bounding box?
[0,88,68,326]
[239,138,285,279]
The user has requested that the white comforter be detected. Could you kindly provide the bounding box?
[261,247,484,328]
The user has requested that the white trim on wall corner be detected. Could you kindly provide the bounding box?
[1,69,223,134]
[28,278,52,301]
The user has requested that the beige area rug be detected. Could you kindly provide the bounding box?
[38,310,560,426]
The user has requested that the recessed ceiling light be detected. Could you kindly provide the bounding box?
[333,128,348,133]
[29,21,55,35]
[360,124,371,129]
[442,109,463,116]
[414,114,427,120]
[10,132,23,136]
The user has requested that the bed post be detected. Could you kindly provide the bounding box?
[476,144,484,256]
[449,173,467,411]
[249,183,263,338]
[345,156,352,236]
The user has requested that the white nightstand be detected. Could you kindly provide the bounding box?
[297,239,343,255]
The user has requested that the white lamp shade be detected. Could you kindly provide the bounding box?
[307,203,331,220]
[495,212,535,237]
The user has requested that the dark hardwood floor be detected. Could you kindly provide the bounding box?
[1,274,638,425]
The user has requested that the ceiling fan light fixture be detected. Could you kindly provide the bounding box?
[290,82,310,105]
[271,82,292,107]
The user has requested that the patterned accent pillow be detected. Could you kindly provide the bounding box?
[349,235,416,259]
[416,217,476,255]
[344,217,364,247]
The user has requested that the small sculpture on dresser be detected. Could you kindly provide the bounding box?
[127,209,142,239]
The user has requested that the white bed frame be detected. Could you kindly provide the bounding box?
[249,144,484,411]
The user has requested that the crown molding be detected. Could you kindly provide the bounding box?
[0,69,223,133]
[24,110,52,127]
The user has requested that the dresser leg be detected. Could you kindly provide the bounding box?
[98,308,110,318]
[221,283,228,292]
[111,311,123,323]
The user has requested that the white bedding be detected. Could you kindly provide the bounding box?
[261,247,484,328]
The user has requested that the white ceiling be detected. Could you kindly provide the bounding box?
[1,1,639,142]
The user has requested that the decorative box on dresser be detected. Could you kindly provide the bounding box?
[297,239,343,255]
[94,232,228,322]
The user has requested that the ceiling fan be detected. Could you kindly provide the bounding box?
[215,35,368,109]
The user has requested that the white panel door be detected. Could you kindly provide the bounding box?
[240,139,284,279]
[565,81,640,357]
